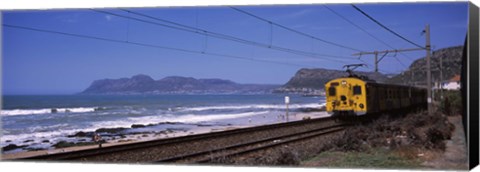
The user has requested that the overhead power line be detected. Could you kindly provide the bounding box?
[121,9,353,62]
[3,24,318,68]
[323,5,410,68]
[94,9,353,64]
[351,4,424,49]
[229,6,363,52]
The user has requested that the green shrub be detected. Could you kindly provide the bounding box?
[439,90,462,116]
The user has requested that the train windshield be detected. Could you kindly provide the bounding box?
[328,87,336,96]
[353,85,362,95]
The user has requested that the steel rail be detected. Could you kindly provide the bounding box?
[156,123,347,163]
[21,117,338,161]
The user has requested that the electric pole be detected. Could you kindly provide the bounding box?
[440,50,443,99]
[374,51,378,72]
[426,24,433,116]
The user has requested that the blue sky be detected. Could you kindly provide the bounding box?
[2,2,468,94]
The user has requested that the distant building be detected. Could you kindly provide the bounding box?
[442,74,461,90]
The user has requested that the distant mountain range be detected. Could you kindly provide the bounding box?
[81,75,279,94]
[81,46,463,95]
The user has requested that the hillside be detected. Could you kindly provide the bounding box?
[276,45,463,94]
[387,46,463,85]
[275,68,389,93]
[81,74,279,94]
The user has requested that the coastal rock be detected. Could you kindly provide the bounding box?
[298,106,326,112]
[95,127,128,133]
[53,141,72,148]
[68,131,94,138]
[53,141,98,148]
[26,147,47,151]
[157,121,181,125]
[3,144,28,151]
[131,124,147,128]
[94,107,106,111]
[23,139,34,143]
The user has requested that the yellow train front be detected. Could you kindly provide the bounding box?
[325,77,427,118]
[325,77,367,117]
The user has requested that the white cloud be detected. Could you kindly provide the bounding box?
[105,14,113,21]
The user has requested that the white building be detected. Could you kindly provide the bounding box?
[442,75,461,90]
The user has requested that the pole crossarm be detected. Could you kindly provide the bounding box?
[351,47,425,73]
[351,47,425,56]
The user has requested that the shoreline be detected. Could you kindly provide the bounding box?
[1,111,329,160]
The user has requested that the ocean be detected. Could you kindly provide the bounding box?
[1,94,326,153]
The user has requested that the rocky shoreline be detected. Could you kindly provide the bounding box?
[2,108,326,156]
[1,121,228,152]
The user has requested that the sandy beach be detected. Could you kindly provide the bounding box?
[1,111,329,160]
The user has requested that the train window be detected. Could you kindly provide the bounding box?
[328,87,336,96]
[330,82,339,87]
[353,85,362,95]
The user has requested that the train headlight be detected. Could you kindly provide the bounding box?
[341,80,347,85]
[359,103,364,109]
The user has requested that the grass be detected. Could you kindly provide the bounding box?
[303,148,423,169]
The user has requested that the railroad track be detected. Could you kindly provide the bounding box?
[21,117,347,163]
[157,123,347,164]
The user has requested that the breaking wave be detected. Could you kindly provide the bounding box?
[1,107,98,116]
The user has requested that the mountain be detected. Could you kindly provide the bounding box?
[81,74,279,94]
[386,46,463,85]
[276,45,463,94]
[275,68,389,93]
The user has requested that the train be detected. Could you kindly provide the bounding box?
[325,64,427,119]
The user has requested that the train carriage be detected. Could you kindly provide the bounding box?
[325,76,427,118]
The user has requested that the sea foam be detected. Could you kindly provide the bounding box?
[1,107,97,116]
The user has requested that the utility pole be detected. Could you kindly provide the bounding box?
[426,24,433,116]
[374,51,378,72]
[411,70,414,86]
[285,96,290,122]
[440,51,443,99]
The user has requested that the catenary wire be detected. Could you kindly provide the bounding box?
[351,4,424,49]
[229,6,363,52]
[119,9,354,62]
[3,24,322,68]
[324,5,411,69]
[94,9,354,64]
[323,5,414,67]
